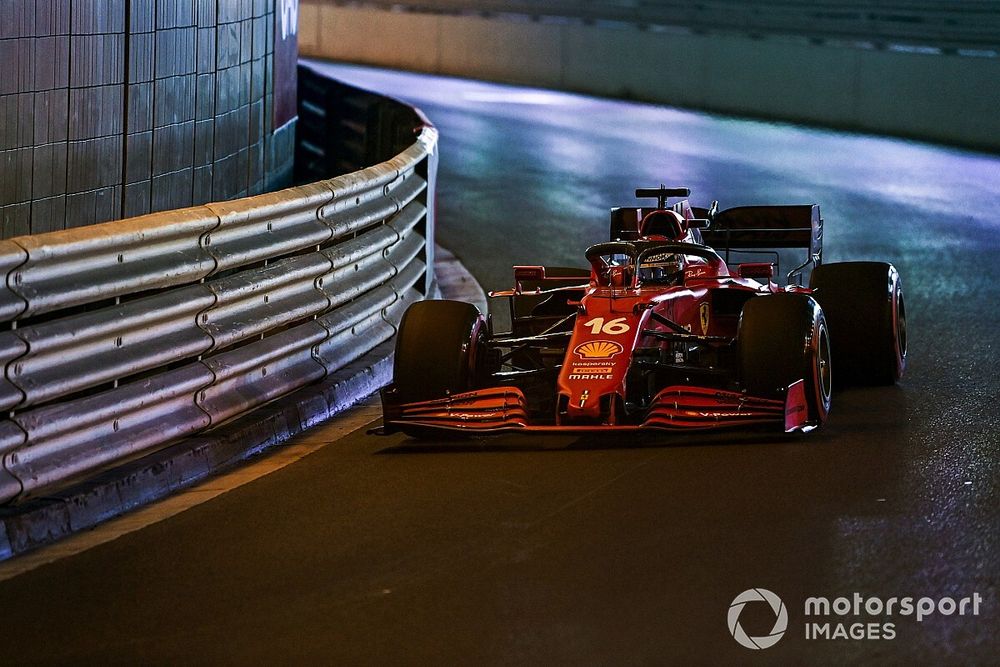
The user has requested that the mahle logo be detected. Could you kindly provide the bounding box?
[728,588,788,650]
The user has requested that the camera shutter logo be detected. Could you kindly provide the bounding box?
[728,588,788,650]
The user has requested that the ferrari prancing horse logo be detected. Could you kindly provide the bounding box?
[699,302,710,335]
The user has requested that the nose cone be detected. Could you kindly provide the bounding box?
[562,387,602,421]
[558,340,628,424]
[558,299,642,425]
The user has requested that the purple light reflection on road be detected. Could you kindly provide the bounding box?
[311,60,1000,242]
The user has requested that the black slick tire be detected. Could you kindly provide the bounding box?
[391,299,486,404]
[738,293,833,425]
[809,262,906,386]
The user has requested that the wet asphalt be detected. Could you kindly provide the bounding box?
[0,62,996,664]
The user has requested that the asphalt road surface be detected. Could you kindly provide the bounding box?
[1,61,997,664]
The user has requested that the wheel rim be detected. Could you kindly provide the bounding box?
[896,290,907,359]
[817,323,832,407]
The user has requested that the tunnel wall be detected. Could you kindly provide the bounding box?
[0,64,437,505]
[297,3,1000,153]
[0,0,296,238]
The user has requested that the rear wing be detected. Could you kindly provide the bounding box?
[697,204,822,256]
[696,204,823,281]
[611,203,823,283]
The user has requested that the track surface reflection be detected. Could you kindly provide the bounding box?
[0,62,996,664]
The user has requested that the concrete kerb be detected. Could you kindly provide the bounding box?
[0,244,485,562]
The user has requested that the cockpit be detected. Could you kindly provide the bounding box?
[637,250,685,285]
[586,241,725,289]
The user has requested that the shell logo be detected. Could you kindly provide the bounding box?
[574,340,624,359]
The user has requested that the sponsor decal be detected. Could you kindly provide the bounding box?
[273,0,299,128]
[578,390,590,408]
[700,302,711,335]
[687,266,711,278]
[574,340,624,359]
[568,362,614,380]
[279,0,298,39]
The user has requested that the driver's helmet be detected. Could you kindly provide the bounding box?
[639,252,685,285]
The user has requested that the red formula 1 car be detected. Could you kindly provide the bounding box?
[381,186,906,436]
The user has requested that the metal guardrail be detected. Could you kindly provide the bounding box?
[0,64,438,504]
[330,0,1000,53]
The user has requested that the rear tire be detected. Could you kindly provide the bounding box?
[392,300,487,404]
[809,262,906,386]
[738,294,832,425]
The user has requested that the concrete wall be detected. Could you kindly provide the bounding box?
[298,3,1000,153]
[0,0,295,238]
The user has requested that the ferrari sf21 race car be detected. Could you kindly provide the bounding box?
[381,186,906,436]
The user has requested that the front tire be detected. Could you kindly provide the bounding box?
[392,300,487,404]
[809,262,906,386]
[738,294,833,425]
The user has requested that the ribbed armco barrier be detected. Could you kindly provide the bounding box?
[0,64,437,505]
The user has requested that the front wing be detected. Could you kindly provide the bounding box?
[382,381,813,435]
